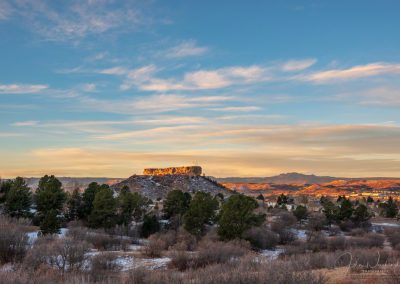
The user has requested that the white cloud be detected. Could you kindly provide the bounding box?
[5,0,146,42]
[209,106,261,112]
[12,121,38,127]
[98,66,129,75]
[0,1,12,20]
[78,94,233,114]
[82,83,96,92]
[299,62,400,83]
[108,64,269,92]
[336,86,400,106]
[165,40,208,58]
[282,58,317,71]
[0,84,48,94]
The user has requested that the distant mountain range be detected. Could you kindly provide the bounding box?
[215,172,400,185]
[6,173,400,191]
[21,177,124,191]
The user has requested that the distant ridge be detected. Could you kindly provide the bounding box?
[216,172,400,185]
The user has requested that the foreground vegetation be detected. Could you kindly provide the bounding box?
[0,176,400,283]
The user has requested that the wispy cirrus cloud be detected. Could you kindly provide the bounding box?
[164,40,208,58]
[209,106,261,112]
[100,64,269,92]
[336,86,400,106]
[4,123,398,177]
[0,83,48,94]
[78,94,234,114]
[0,1,12,20]
[281,58,317,71]
[298,62,400,83]
[3,0,148,42]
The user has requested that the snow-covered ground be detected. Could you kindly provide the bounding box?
[259,248,285,260]
[114,255,171,271]
[372,222,400,227]
[291,229,307,240]
[26,228,69,245]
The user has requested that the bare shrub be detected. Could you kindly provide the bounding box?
[243,227,279,249]
[142,238,166,258]
[0,216,28,263]
[23,236,91,272]
[307,232,328,251]
[349,227,368,236]
[385,228,400,249]
[307,213,327,231]
[142,230,179,257]
[347,233,384,249]
[169,240,251,271]
[172,228,197,251]
[67,226,130,251]
[91,252,120,273]
[328,236,347,251]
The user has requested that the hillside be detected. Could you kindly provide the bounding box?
[112,174,230,199]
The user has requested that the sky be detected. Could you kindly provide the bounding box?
[1,0,400,178]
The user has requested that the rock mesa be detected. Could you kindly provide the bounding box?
[143,166,202,176]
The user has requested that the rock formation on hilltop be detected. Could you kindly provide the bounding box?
[143,166,202,176]
[113,167,228,200]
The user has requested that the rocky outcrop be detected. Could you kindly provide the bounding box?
[143,166,202,176]
[112,174,229,200]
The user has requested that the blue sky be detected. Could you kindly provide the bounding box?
[1,0,400,178]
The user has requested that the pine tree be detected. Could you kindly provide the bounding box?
[183,192,219,236]
[322,201,339,225]
[163,190,191,219]
[82,182,101,219]
[293,205,308,222]
[4,177,32,218]
[352,203,371,225]
[40,209,61,234]
[0,180,12,203]
[338,197,354,221]
[217,194,265,240]
[67,188,83,221]
[118,190,150,226]
[141,215,160,238]
[34,175,67,234]
[89,186,116,229]
[380,197,398,218]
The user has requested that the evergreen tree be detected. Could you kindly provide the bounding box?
[81,182,102,219]
[0,180,12,203]
[293,205,308,222]
[89,186,116,229]
[338,197,354,221]
[118,190,150,226]
[34,175,67,234]
[183,192,219,236]
[141,214,160,238]
[322,201,339,225]
[34,175,66,215]
[4,177,32,218]
[277,194,288,205]
[163,190,191,219]
[256,194,265,204]
[67,188,83,221]
[379,197,398,218]
[367,196,374,203]
[40,209,61,234]
[352,203,371,225]
[217,194,265,240]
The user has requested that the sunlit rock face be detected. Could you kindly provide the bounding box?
[143,166,202,176]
